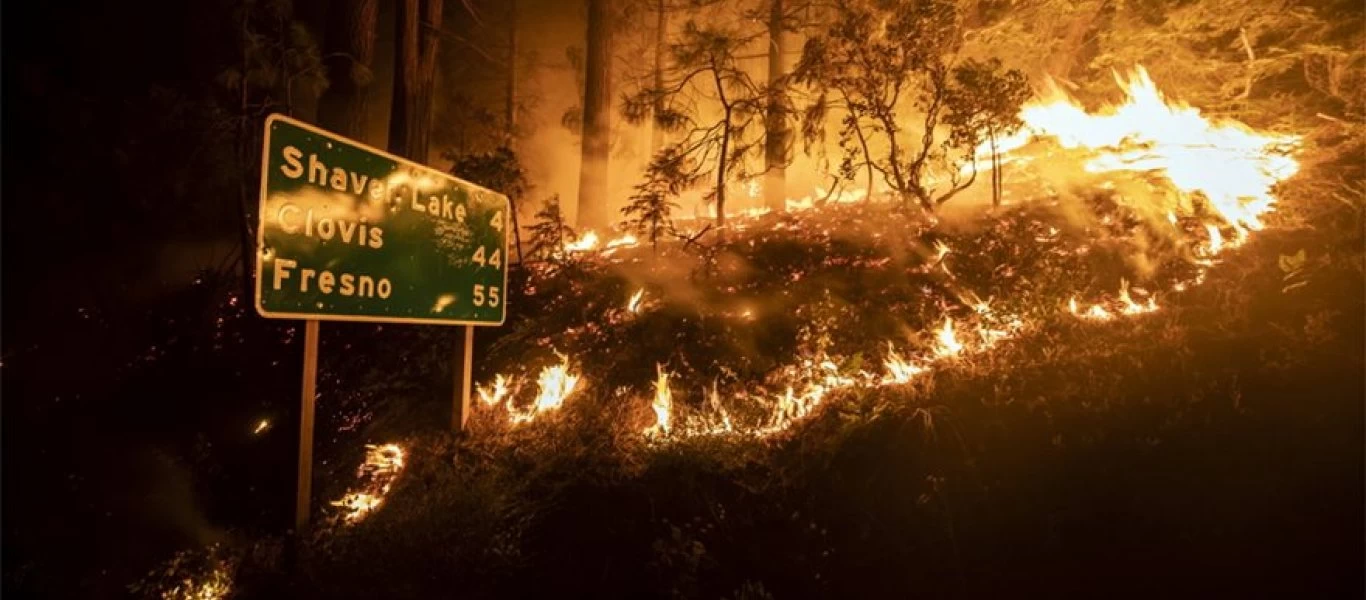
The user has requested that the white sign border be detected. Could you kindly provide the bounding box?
[253,113,512,327]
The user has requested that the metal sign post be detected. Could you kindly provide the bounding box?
[453,325,474,431]
[295,319,319,532]
[255,114,511,531]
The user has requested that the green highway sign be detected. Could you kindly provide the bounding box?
[255,114,510,326]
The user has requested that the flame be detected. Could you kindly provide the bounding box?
[331,492,383,520]
[933,318,964,358]
[995,66,1299,235]
[882,343,926,384]
[605,233,639,250]
[769,386,819,430]
[476,373,512,407]
[706,383,734,433]
[565,231,600,253]
[645,364,672,436]
[508,353,581,424]
[1117,279,1159,315]
[933,240,951,262]
[1069,295,1115,321]
[785,196,815,212]
[331,443,406,523]
[1085,304,1114,320]
[1204,223,1224,256]
[627,288,645,314]
[163,562,232,600]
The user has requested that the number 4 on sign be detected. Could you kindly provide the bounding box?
[490,211,504,232]
[471,247,501,269]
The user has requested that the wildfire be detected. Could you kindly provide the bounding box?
[476,373,512,407]
[565,231,600,253]
[605,233,639,251]
[706,383,735,433]
[768,385,819,431]
[933,318,964,358]
[162,563,232,600]
[507,353,581,424]
[882,343,927,384]
[933,240,951,262]
[644,364,673,436]
[785,196,815,212]
[627,288,645,313]
[1069,295,1113,321]
[1117,279,1158,316]
[1204,223,1225,256]
[331,443,406,523]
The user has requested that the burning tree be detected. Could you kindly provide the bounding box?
[795,0,1030,214]
[622,17,769,227]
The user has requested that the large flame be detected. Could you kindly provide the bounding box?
[993,66,1299,235]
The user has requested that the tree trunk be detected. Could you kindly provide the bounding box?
[838,91,875,203]
[505,0,525,266]
[763,0,788,211]
[316,0,380,141]
[989,131,1000,208]
[506,0,518,139]
[649,0,667,154]
[716,110,730,228]
[389,0,444,161]
[576,0,613,229]
[236,7,256,305]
